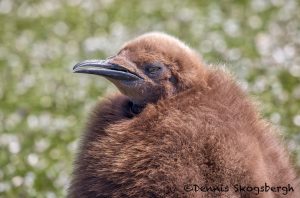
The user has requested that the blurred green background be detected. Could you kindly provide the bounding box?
[0,0,299,197]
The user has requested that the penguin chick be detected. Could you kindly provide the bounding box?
[69,32,299,198]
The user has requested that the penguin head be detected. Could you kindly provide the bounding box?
[73,32,206,106]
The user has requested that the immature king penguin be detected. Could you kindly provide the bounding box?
[69,32,299,198]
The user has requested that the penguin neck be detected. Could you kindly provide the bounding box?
[128,101,145,115]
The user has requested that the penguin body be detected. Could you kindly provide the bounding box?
[69,32,298,198]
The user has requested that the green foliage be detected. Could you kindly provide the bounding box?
[0,0,299,197]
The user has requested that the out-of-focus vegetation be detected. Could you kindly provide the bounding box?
[0,0,299,197]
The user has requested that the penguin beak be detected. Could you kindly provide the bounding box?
[73,59,142,81]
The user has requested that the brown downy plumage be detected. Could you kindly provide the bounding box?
[69,32,299,198]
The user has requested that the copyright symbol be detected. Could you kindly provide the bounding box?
[184,184,193,192]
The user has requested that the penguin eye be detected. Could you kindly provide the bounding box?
[144,63,163,75]
[147,66,161,74]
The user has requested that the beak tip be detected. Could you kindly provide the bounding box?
[72,67,81,73]
[72,64,79,71]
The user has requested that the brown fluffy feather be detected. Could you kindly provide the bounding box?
[68,33,299,198]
